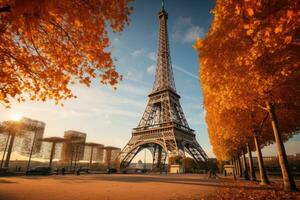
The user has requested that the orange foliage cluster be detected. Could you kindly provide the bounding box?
[194,0,300,160]
[0,0,133,107]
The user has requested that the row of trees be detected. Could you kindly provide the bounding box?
[194,0,299,191]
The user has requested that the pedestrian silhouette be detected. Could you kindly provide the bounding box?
[61,167,65,175]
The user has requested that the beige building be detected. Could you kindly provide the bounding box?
[169,165,184,174]
[223,164,234,175]
[60,130,86,163]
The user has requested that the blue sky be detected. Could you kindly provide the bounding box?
[0,0,299,160]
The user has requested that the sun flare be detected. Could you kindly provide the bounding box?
[10,113,23,121]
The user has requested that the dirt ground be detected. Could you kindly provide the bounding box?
[0,174,299,200]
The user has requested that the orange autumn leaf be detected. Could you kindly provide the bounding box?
[192,38,204,51]
[284,36,292,44]
[274,26,282,33]
[246,8,254,16]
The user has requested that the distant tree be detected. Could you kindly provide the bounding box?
[0,0,133,107]
[182,157,197,172]
[169,155,183,165]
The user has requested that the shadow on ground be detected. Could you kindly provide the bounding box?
[0,179,17,184]
[12,174,279,191]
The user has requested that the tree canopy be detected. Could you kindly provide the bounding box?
[194,0,300,160]
[0,0,133,107]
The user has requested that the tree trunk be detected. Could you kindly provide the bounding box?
[265,101,297,191]
[234,158,239,176]
[254,135,269,185]
[232,158,236,176]
[242,148,250,180]
[4,132,15,168]
[232,159,236,180]
[237,155,243,177]
[247,142,256,181]
[49,142,56,167]
[1,133,10,168]
[237,156,242,176]
[232,159,235,176]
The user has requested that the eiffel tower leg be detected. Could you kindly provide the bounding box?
[161,149,167,172]
[157,145,162,169]
[153,144,159,169]
[152,144,157,170]
[152,144,164,170]
[120,146,143,169]
[186,146,200,165]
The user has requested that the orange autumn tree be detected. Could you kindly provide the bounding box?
[0,0,133,107]
[194,0,299,191]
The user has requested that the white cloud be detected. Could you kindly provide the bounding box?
[183,26,205,43]
[125,71,145,83]
[2,83,147,125]
[118,83,149,97]
[131,48,145,57]
[172,16,205,44]
[147,51,156,61]
[130,48,156,62]
[147,64,156,75]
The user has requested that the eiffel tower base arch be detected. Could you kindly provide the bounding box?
[119,126,208,171]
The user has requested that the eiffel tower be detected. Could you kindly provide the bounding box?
[119,1,208,170]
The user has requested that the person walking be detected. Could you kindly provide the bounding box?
[56,168,59,175]
[61,167,65,175]
[76,167,80,176]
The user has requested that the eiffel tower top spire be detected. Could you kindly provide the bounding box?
[151,0,176,94]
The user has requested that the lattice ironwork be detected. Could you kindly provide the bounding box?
[119,2,208,170]
[152,7,176,93]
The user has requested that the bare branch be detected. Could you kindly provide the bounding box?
[258,112,269,135]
